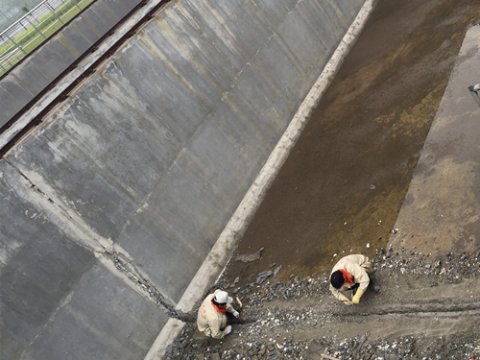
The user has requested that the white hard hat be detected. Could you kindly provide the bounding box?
[214,290,233,304]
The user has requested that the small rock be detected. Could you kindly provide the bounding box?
[235,247,264,263]
[273,265,282,277]
[256,270,274,284]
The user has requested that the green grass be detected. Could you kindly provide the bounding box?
[0,0,95,77]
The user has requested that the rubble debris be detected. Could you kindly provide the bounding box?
[234,247,264,263]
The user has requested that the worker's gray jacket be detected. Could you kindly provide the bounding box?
[197,291,237,339]
[329,254,371,301]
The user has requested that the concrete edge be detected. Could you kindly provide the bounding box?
[144,0,377,358]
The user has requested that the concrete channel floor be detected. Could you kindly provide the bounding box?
[224,0,480,283]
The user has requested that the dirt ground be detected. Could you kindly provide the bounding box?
[166,0,480,359]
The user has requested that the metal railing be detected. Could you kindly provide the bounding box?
[0,0,94,77]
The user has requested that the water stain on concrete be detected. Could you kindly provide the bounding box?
[224,0,480,283]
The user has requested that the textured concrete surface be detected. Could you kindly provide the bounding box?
[0,0,365,359]
[389,24,480,256]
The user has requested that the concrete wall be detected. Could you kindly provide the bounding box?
[0,0,365,359]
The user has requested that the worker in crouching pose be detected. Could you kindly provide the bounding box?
[197,289,240,339]
[329,254,377,305]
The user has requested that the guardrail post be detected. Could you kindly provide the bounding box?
[0,62,8,73]
[72,0,83,11]
[45,2,65,25]
[23,17,48,40]
[4,33,27,55]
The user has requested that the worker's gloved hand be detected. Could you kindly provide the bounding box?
[338,293,352,305]
[352,288,365,304]
[232,310,240,318]
[223,325,233,336]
